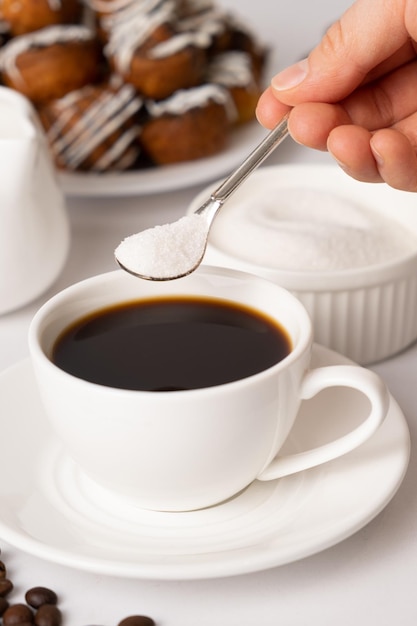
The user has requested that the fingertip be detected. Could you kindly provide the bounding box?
[288,102,349,150]
[370,129,417,191]
[255,86,289,129]
[327,125,382,183]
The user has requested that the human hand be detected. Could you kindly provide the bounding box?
[256,0,417,191]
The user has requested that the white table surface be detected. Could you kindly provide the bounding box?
[1,1,417,624]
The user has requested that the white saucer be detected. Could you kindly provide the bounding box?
[0,345,410,580]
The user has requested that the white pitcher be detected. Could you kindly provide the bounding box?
[0,86,70,314]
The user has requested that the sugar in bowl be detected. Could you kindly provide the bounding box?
[188,164,417,365]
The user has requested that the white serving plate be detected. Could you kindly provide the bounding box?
[59,122,266,197]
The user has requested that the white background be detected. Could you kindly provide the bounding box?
[2,1,417,624]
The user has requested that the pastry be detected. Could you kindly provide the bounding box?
[38,79,144,170]
[0,25,103,104]
[141,83,235,164]
[206,51,263,124]
[1,0,83,36]
[102,2,209,99]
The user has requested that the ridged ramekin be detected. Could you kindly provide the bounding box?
[187,164,417,364]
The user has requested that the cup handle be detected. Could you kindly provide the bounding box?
[257,365,390,480]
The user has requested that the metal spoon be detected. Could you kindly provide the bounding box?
[115,114,289,281]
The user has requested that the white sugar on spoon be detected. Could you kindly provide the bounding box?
[115,115,289,281]
[115,214,209,280]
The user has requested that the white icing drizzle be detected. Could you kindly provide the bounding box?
[145,83,236,120]
[104,3,177,73]
[101,0,175,32]
[101,0,219,71]
[180,0,215,13]
[2,0,64,12]
[88,0,214,17]
[149,29,211,58]
[177,7,227,38]
[0,25,95,85]
[86,0,136,12]
[86,0,216,18]
[207,51,256,88]
[47,0,63,11]
[87,0,163,14]
[45,83,143,170]
[94,127,140,170]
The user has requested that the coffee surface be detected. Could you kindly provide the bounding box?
[52,296,292,391]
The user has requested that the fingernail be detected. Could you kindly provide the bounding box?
[370,140,384,167]
[271,58,309,91]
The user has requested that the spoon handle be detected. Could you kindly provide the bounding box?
[212,114,289,203]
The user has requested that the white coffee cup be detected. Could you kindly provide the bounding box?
[28,266,390,511]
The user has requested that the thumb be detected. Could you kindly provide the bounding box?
[270,0,408,105]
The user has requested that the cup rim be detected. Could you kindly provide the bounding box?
[28,266,313,397]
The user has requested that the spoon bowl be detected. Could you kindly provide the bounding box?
[114,114,289,281]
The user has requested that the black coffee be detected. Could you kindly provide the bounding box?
[52,296,292,391]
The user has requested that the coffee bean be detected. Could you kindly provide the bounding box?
[0,596,9,616]
[118,617,155,626]
[2,603,34,624]
[0,578,13,597]
[34,604,62,626]
[0,549,158,626]
[26,587,58,609]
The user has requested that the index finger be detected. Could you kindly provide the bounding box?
[271,0,414,105]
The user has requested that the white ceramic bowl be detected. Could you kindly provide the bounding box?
[187,164,417,365]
